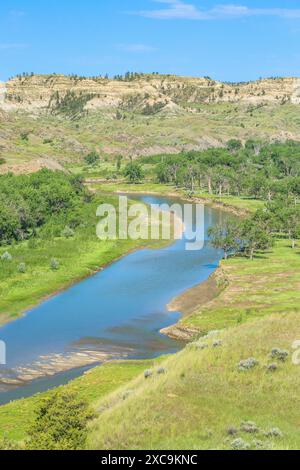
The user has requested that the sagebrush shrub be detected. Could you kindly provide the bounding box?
[237,358,259,371]
[157,367,167,375]
[264,427,283,438]
[17,263,26,273]
[231,438,250,450]
[1,252,12,262]
[144,370,153,379]
[266,363,278,372]
[61,226,75,238]
[50,258,60,270]
[240,421,259,434]
[226,426,238,436]
[271,348,289,362]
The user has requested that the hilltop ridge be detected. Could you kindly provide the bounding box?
[0,73,300,173]
[1,73,300,115]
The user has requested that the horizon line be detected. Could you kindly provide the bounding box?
[1,71,299,85]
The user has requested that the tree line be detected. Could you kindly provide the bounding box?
[138,139,300,258]
[146,140,300,202]
[0,170,91,245]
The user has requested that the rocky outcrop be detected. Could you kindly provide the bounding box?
[0,74,298,115]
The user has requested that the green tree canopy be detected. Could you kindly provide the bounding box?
[124,161,144,183]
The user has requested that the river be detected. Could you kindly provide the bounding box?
[0,195,228,405]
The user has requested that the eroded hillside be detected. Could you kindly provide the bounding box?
[1,74,300,114]
[0,74,300,172]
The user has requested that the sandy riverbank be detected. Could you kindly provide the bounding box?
[160,267,227,341]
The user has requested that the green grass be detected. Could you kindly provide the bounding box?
[1,102,300,168]
[88,181,176,195]
[182,239,300,333]
[0,359,163,441]
[84,239,300,450]
[2,237,299,449]
[1,188,299,450]
[88,181,262,213]
[191,191,264,212]
[87,309,300,450]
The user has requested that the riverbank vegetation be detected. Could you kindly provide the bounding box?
[0,170,170,321]
[1,138,300,450]
[1,237,300,450]
[0,359,162,444]
[91,140,300,261]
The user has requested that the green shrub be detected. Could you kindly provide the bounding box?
[0,436,20,450]
[1,252,12,262]
[61,226,75,238]
[264,427,283,438]
[226,426,238,436]
[271,348,289,362]
[266,363,278,372]
[144,370,153,379]
[240,421,259,434]
[26,391,95,450]
[124,162,144,183]
[157,367,167,375]
[237,358,259,371]
[84,152,100,166]
[0,169,86,245]
[50,258,60,271]
[231,438,250,450]
[20,131,29,142]
[17,263,26,273]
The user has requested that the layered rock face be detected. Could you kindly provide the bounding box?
[0,74,298,114]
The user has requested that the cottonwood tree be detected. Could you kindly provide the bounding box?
[240,219,273,260]
[124,162,144,183]
[282,206,300,249]
[208,221,239,260]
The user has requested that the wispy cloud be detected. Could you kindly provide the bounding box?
[138,0,208,20]
[9,10,26,18]
[137,1,300,21]
[0,43,29,50]
[116,43,157,53]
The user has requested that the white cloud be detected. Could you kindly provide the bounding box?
[139,0,209,20]
[211,5,300,19]
[0,43,29,50]
[116,44,157,53]
[137,1,300,21]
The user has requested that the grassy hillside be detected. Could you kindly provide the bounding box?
[86,239,300,450]
[1,102,300,172]
[88,310,300,450]
[0,359,162,442]
[0,160,299,449]
[1,238,299,450]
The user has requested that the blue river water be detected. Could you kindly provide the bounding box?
[0,195,228,404]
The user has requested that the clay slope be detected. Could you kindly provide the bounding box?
[1,74,299,115]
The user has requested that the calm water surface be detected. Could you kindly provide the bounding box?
[0,195,228,404]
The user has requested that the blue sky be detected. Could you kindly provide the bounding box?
[1,0,300,81]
